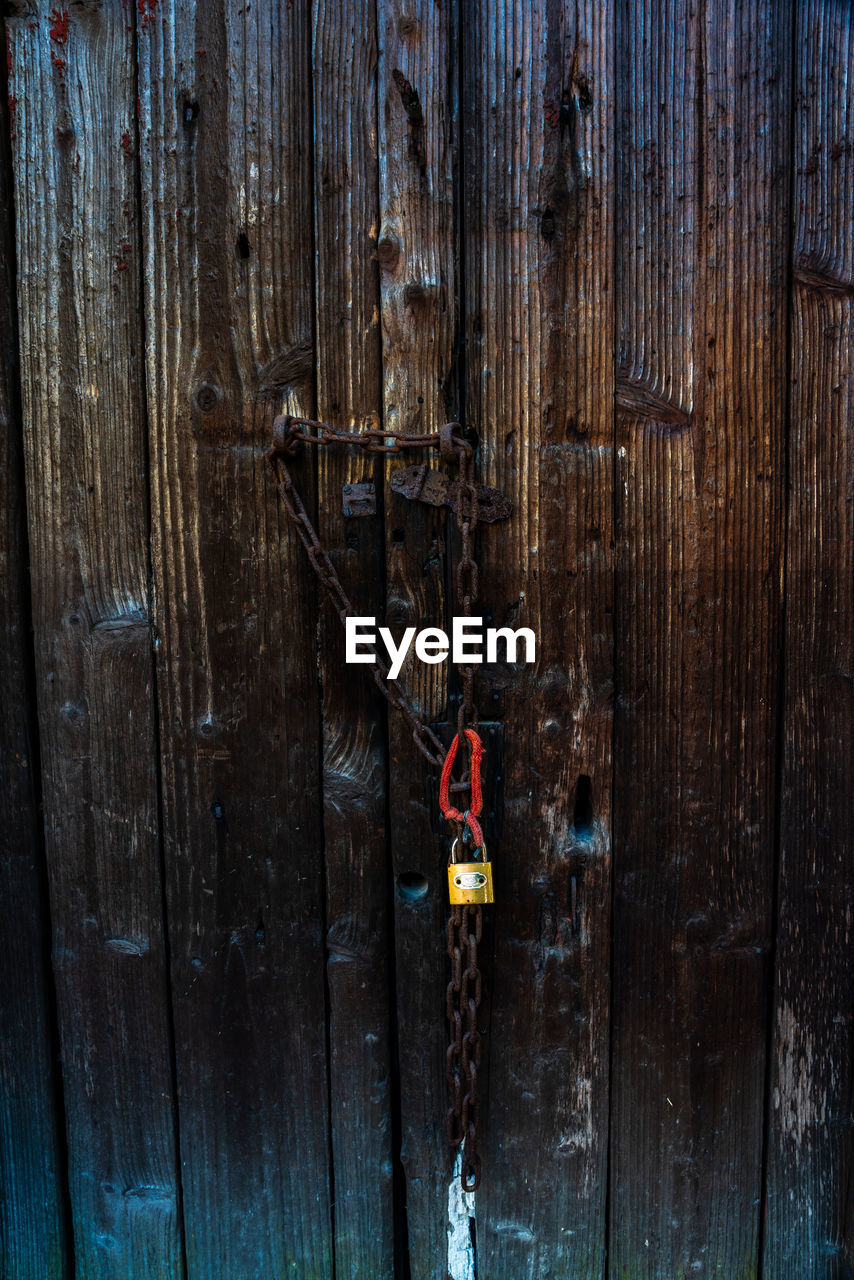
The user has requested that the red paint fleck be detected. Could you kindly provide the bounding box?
[50,52,66,74]
[137,0,157,32]
[120,130,133,156]
[49,9,69,43]
[122,242,131,252]
[8,96,17,140]
[28,20,38,33]
[73,151,80,170]
[197,48,206,56]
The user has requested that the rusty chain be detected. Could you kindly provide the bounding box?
[266,412,486,1190]
[266,415,452,768]
[445,433,485,1192]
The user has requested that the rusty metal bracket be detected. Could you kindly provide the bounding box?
[390,464,512,524]
[342,482,376,517]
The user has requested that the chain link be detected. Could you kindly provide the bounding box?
[273,414,444,456]
[266,413,486,1190]
[446,899,483,1190]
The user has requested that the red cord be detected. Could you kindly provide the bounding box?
[439,729,485,849]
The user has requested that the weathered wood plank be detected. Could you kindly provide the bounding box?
[763,7,854,1276]
[376,0,458,1270]
[7,5,183,1277]
[610,2,791,1275]
[464,2,615,1274]
[312,3,396,1274]
[0,41,68,1280]
[136,3,333,1275]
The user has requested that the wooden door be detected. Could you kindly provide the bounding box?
[1,2,852,1278]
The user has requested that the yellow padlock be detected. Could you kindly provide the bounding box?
[448,838,494,905]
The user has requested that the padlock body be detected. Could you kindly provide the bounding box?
[448,860,494,905]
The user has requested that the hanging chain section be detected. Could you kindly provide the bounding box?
[266,412,489,1191]
[265,414,463,768]
[446,901,483,1190]
[445,424,487,1191]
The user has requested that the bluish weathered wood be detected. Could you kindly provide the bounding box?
[0,32,68,1280]
[7,5,183,1277]
[377,0,458,1270]
[312,0,396,1273]
[763,6,854,1275]
[136,2,334,1275]
[464,2,616,1274]
[611,2,791,1275]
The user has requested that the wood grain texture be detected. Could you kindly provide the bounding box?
[7,5,183,1277]
[136,2,333,1275]
[611,2,791,1275]
[764,7,854,1276]
[311,3,396,1276]
[464,2,615,1275]
[377,0,457,1270]
[0,41,68,1280]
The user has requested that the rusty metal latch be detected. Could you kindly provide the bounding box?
[390,463,512,524]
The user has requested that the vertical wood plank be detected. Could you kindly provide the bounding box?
[464,2,615,1274]
[764,7,854,1276]
[7,5,183,1277]
[0,37,68,1280]
[611,2,791,1275]
[376,0,457,1269]
[311,2,396,1274]
[136,3,333,1275]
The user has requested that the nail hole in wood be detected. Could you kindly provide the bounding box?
[195,382,220,413]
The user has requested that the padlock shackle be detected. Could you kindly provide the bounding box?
[449,835,486,866]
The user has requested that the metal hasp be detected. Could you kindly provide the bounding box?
[390,463,512,525]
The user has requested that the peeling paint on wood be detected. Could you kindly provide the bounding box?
[447,1150,476,1280]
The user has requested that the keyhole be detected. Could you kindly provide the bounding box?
[397,871,429,903]
[573,774,593,836]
